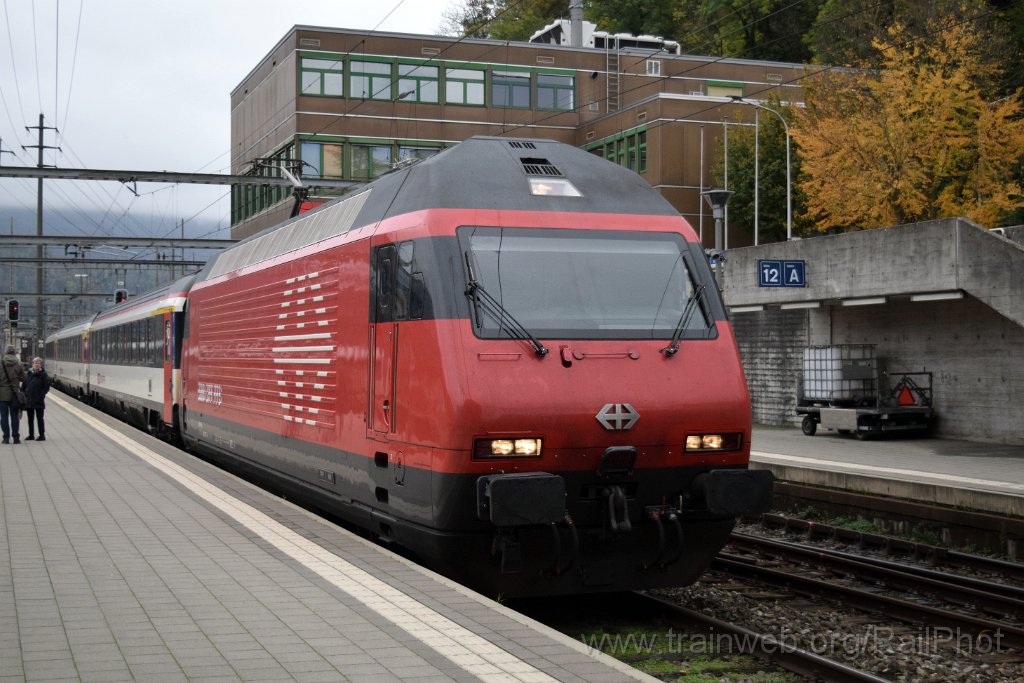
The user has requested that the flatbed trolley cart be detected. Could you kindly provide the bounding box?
[795,345,933,439]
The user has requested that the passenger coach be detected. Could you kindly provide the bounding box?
[47,276,193,435]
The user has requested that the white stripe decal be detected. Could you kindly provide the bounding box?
[274,333,332,342]
[273,345,333,353]
[273,358,331,365]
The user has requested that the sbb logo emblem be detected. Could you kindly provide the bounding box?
[596,403,640,430]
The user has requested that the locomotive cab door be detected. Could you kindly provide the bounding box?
[369,244,398,438]
[161,313,174,426]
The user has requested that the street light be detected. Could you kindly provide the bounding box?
[701,188,733,291]
[730,96,792,241]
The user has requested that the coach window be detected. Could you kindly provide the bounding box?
[299,56,344,97]
[492,68,531,108]
[350,59,392,100]
[536,72,574,111]
[445,66,485,105]
[164,320,172,364]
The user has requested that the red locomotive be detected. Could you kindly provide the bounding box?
[48,137,771,596]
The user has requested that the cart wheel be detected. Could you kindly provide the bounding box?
[801,416,817,436]
[854,429,869,441]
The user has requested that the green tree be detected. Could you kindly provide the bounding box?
[673,0,822,63]
[794,13,1024,230]
[713,96,807,243]
[586,0,685,39]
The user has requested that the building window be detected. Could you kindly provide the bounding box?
[445,67,485,105]
[536,73,574,111]
[398,146,439,163]
[300,57,344,96]
[350,60,393,100]
[397,63,439,103]
[638,131,647,173]
[301,142,343,177]
[706,80,744,98]
[352,144,392,179]
[626,134,638,171]
[492,69,531,108]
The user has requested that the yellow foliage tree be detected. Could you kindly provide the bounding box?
[793,14,1024,231]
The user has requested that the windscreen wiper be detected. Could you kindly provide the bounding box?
[464,252,548,357]
[661,284,711,356]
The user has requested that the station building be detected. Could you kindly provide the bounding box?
[230,20,812,239]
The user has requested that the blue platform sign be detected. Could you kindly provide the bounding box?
[758,259,806,287]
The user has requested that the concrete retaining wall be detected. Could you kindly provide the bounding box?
[724,218,1024,445]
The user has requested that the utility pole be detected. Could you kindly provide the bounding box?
[0,138,16,164]
[23,114,61,354]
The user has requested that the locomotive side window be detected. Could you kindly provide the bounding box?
[395,241,415,320]
[459,227,716,341]
[375,245,396,322]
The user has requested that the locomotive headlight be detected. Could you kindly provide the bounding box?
[685,433,743,452]
[475,437,543,458]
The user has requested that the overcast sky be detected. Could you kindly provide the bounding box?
[0,0,456,238]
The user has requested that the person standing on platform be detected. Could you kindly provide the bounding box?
[22,357,50,441]
[0,344,25,444]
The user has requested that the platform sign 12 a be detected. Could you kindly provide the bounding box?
[758,259,806,287]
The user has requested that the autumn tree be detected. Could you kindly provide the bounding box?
[793,13,1024,231]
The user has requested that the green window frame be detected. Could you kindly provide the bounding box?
[536,73,575,111]
[445,66,485,105]
[492,69,531,109]
[351,144,392,180]
[300,57,344,96]
[398,146,440,163]
[626,134,638,171]
[638,131,647,173]
[300,141,343,178]
[350,60,393,100]
[397,62,439,103]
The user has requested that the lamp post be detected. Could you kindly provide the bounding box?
[701,188,733,292]
[730,96,792,241]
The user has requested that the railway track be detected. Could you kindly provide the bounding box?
[717,532,1024,649]
[634,592,890,682]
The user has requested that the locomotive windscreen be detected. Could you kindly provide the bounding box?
[459,227,715,341]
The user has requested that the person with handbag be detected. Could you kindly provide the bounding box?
[0,344,25,444]
[22,357,50,441]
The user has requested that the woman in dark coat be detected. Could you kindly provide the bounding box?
[22,357,50,441]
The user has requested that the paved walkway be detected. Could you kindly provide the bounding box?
[0,395,652,682]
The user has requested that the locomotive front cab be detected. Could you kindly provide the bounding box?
[436,219,774,594]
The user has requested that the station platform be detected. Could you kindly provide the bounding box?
[0,395,653,683]
[750,426,1024,518]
